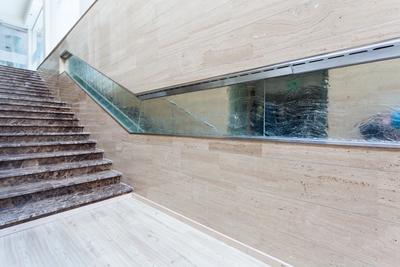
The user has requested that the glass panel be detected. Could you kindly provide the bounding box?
[0,23,28,69]
[31,8,45,69]
[66,54,400,146]
[264,71,328,138]
[327,59,400,142]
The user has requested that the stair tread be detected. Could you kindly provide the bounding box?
[0,102,71,110]
[0,107,73,115]
[0,124,82,127]
[0,170,121,200]
[0,132,90,137]
[0,94,62,103]
[0,67,133,228]
[0,91,54,99]
[0,159,112,179]
[0,183,132,228]
[0,149,104,162]
[0,85,49,92]
[0,115,78,121]
[0,139,96,148]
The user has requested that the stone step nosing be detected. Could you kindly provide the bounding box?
[0,81,47,86]
[0,102,71,111]
[0,75,43,81]
[0,99,67,108]
[0,170,122,200]
[0,159,113,180]
[0,84,49,91]
[0,183,132,229]
[0,149,104,165]
[0,80,46,86]
[0,140,97,148]
[0,108,74,116]
[0,84,46,90]
[0,73,41,80]
[0,72,41,79]
[0,90,54,98]
[0,95,62,104]
[0,132,91,137]
[0,115,78,122]
[0,68,38,74]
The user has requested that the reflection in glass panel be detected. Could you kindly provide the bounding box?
[228,81,264,136]
[66,54,400,146]
[327,58,400,142]
[264,71,328,138]
[0,23,28,69]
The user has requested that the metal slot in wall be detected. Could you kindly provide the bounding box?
[137,39,400,100]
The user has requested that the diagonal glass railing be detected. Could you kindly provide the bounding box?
[64,43,400,147]
[66,55,225,136]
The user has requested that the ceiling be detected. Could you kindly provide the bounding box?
[0,0,33,27]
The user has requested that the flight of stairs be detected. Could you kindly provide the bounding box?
[0,65,132,228]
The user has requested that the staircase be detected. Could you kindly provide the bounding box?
[0,65,132,228]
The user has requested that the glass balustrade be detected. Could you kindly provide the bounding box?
[66,54,400,146]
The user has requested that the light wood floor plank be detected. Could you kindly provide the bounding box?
[0,196,269,267]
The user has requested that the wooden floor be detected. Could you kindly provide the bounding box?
[0,194,268,267]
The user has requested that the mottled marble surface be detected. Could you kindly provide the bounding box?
[0,183,131,228]
[0,66,132,230]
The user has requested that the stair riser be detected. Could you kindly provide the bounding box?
[0,82,46,89]
[0,66,38,74]
[0,80,46,87]
[0,126,83,133]
[0,110,74,119]
[0,103,70,112]
[0,85,50,94]
[0,177,120,209]
[0,143,96,155]
[0,73,41,81]
[0,134,90,143]
[0,98,66,107]
[0,77,44,84]
[0,71,41,78]
[0,118,79,126]
[0,94,57,103]
[0,163,112,187]
[0,90,54,98]
[0,74,44,81]
[0,152,103,170]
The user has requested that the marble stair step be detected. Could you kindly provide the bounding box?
[0,159,113,186]
[0,72,41,81]
[0,70,41,79]
[0,84,47,92]
[0,115,79,126]
[0,102,71,112]
[0,84,50,94]
[0,124,84,133]
[0,94,62,106]
[0,108,74,119]
[0,149,104,170]
[0,89,53,98]
[0,78,45,86]
[0,140,97,155]
[0,65,38,74]
[0,78,46,85]
[0,132,91,143]
[0,169,122,201]
[0,182,132,229]
[0,75,44,83]
[0,73,44,81]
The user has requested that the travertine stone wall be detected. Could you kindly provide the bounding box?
[43,74,400,267]
[39,1,400,266]
[40,0,400,94]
